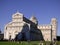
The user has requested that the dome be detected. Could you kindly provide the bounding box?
[30,16,36,20]
[30,16,38,25]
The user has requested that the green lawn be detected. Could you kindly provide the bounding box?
[0,41,39,45]
[0,41,60,45]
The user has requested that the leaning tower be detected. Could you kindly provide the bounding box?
[51,18,57,41]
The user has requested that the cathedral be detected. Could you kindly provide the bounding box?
[4,12,57,41]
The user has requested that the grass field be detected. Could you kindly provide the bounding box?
[0,41,60,45]
[0,41,39,45]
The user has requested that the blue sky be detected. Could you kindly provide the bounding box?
[0,0,60,36]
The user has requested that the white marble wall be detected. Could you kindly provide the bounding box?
[4,12,57,41]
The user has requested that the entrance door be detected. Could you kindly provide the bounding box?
[9,35,11,40]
